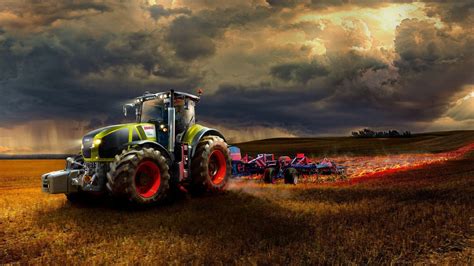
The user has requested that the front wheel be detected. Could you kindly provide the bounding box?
[191,136,231,193]
[107,148,170,205]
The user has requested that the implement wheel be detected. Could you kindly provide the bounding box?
[284,168,298,185]
[191,136,231,193]
[107,148,170,205]
[263,167,276,184]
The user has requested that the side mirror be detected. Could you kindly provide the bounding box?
[123,103,135,117]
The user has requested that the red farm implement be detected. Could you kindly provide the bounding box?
[230,146,275,175]
[230,146,346,184]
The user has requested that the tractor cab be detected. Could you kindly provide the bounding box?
[124,90,199,151]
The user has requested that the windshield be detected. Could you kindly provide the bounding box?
[141,98,166,123]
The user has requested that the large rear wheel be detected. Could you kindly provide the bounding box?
[191,136,231,193]
[107,148,170,205]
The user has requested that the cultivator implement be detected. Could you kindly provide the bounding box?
[230,146,346,184]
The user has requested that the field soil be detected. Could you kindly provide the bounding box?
[1,134,473,264]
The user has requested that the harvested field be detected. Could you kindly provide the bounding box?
[1,135,473,264]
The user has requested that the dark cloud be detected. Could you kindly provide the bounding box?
[424,1,474,24]
[198,83,399,136]
[394,19,468,73]
[166,6,272,60]
[0,0,472,144]
[386,17,472,123]
[196,12,472,134]
[266,0,411,9]
[166,15,219,60]
[270,61,329,83]
[266,0,300,8]
[0,15,198,125]
[0,1,112,29]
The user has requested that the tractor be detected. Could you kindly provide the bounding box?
[41,90,231,205]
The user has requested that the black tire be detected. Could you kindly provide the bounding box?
[284,168,298,185]
[191,136,231,193]
[263,167,276,184]
[106,148,170,205]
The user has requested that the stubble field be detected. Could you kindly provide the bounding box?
[1,133,473,264]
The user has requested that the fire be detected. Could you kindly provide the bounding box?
[314,142,474,180]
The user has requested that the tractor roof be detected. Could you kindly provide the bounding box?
[136,90,200,103]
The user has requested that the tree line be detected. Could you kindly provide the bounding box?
[351,128,412,138]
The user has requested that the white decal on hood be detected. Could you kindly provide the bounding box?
[142,125,156,138]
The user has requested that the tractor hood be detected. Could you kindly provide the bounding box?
[81,123,157,162]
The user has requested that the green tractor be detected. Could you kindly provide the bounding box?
[41,90,231,205]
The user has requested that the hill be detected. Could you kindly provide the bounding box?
[233,130,474,157]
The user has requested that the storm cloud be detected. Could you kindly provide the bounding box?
[0,0,472,153]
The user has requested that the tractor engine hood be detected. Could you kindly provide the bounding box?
[81,123,157,162]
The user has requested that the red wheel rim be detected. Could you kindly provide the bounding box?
[134,160,161,198]
[208,150,227,185]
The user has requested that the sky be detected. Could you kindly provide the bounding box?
[0,0,473,154]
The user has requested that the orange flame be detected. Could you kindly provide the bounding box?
[313,142,474,184]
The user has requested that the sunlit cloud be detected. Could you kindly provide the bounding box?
[296,3,431,48]
[457,91,474,104]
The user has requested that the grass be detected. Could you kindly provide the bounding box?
[1,152,473,264]
[234,130,474,157]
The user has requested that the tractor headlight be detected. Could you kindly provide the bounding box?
[159,124,168,132]
[94,139,102,145]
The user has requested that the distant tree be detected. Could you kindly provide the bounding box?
[388,130,400,137]
[351,128,412,138]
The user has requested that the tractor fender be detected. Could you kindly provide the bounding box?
[183,124,226,157]
[124,140,173,162]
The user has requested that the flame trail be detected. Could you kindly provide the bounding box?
[329,142,474,179]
